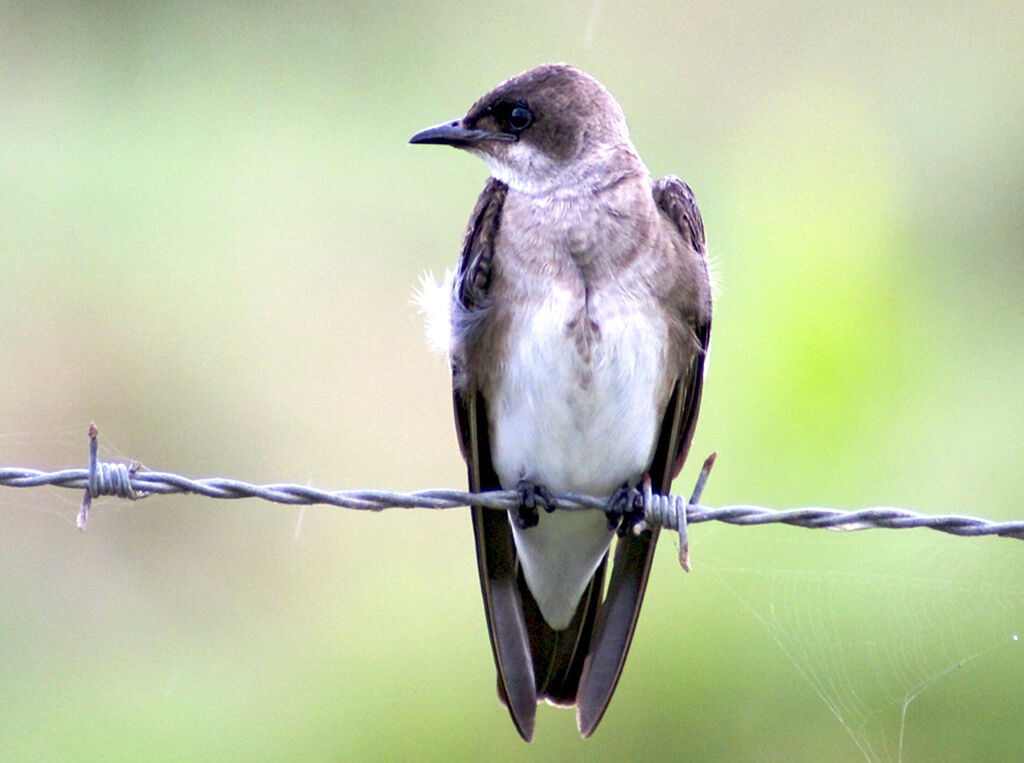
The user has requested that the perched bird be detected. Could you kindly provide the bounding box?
[410,63,712,740]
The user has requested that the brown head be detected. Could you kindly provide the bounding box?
[410,64,642,194]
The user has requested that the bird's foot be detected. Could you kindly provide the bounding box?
[605,481,644,537]
[513,479,557,529]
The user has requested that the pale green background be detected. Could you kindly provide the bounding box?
[2,2,1023,761]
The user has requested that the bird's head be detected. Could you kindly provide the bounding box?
[410,64,639,195]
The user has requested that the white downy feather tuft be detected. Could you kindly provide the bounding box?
[411,269,454,357]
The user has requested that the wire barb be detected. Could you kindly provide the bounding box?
[1,425,1022,546]
[77,423,146,531]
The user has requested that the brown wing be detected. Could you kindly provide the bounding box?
[576,175,712,737]
[649,175,712,480]
[451,178,536,741]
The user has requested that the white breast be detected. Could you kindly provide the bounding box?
[489,280,666,628]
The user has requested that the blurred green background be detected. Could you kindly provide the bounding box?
[2,2,1023,760]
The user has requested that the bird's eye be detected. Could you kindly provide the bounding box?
[505,105,533,132]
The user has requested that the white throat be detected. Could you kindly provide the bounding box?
[477,140,640,197]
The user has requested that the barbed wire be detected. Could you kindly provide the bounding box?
[1,425,1022,569]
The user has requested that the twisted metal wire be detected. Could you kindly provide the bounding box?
[2,426,1023,552]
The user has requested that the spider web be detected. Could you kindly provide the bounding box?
[699,525,1023,761]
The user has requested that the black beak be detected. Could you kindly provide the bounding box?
[409,120,515,147]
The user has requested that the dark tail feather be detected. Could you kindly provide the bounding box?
[521,557,608,706]
[473,506,538,741]
[575,527,659,736]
